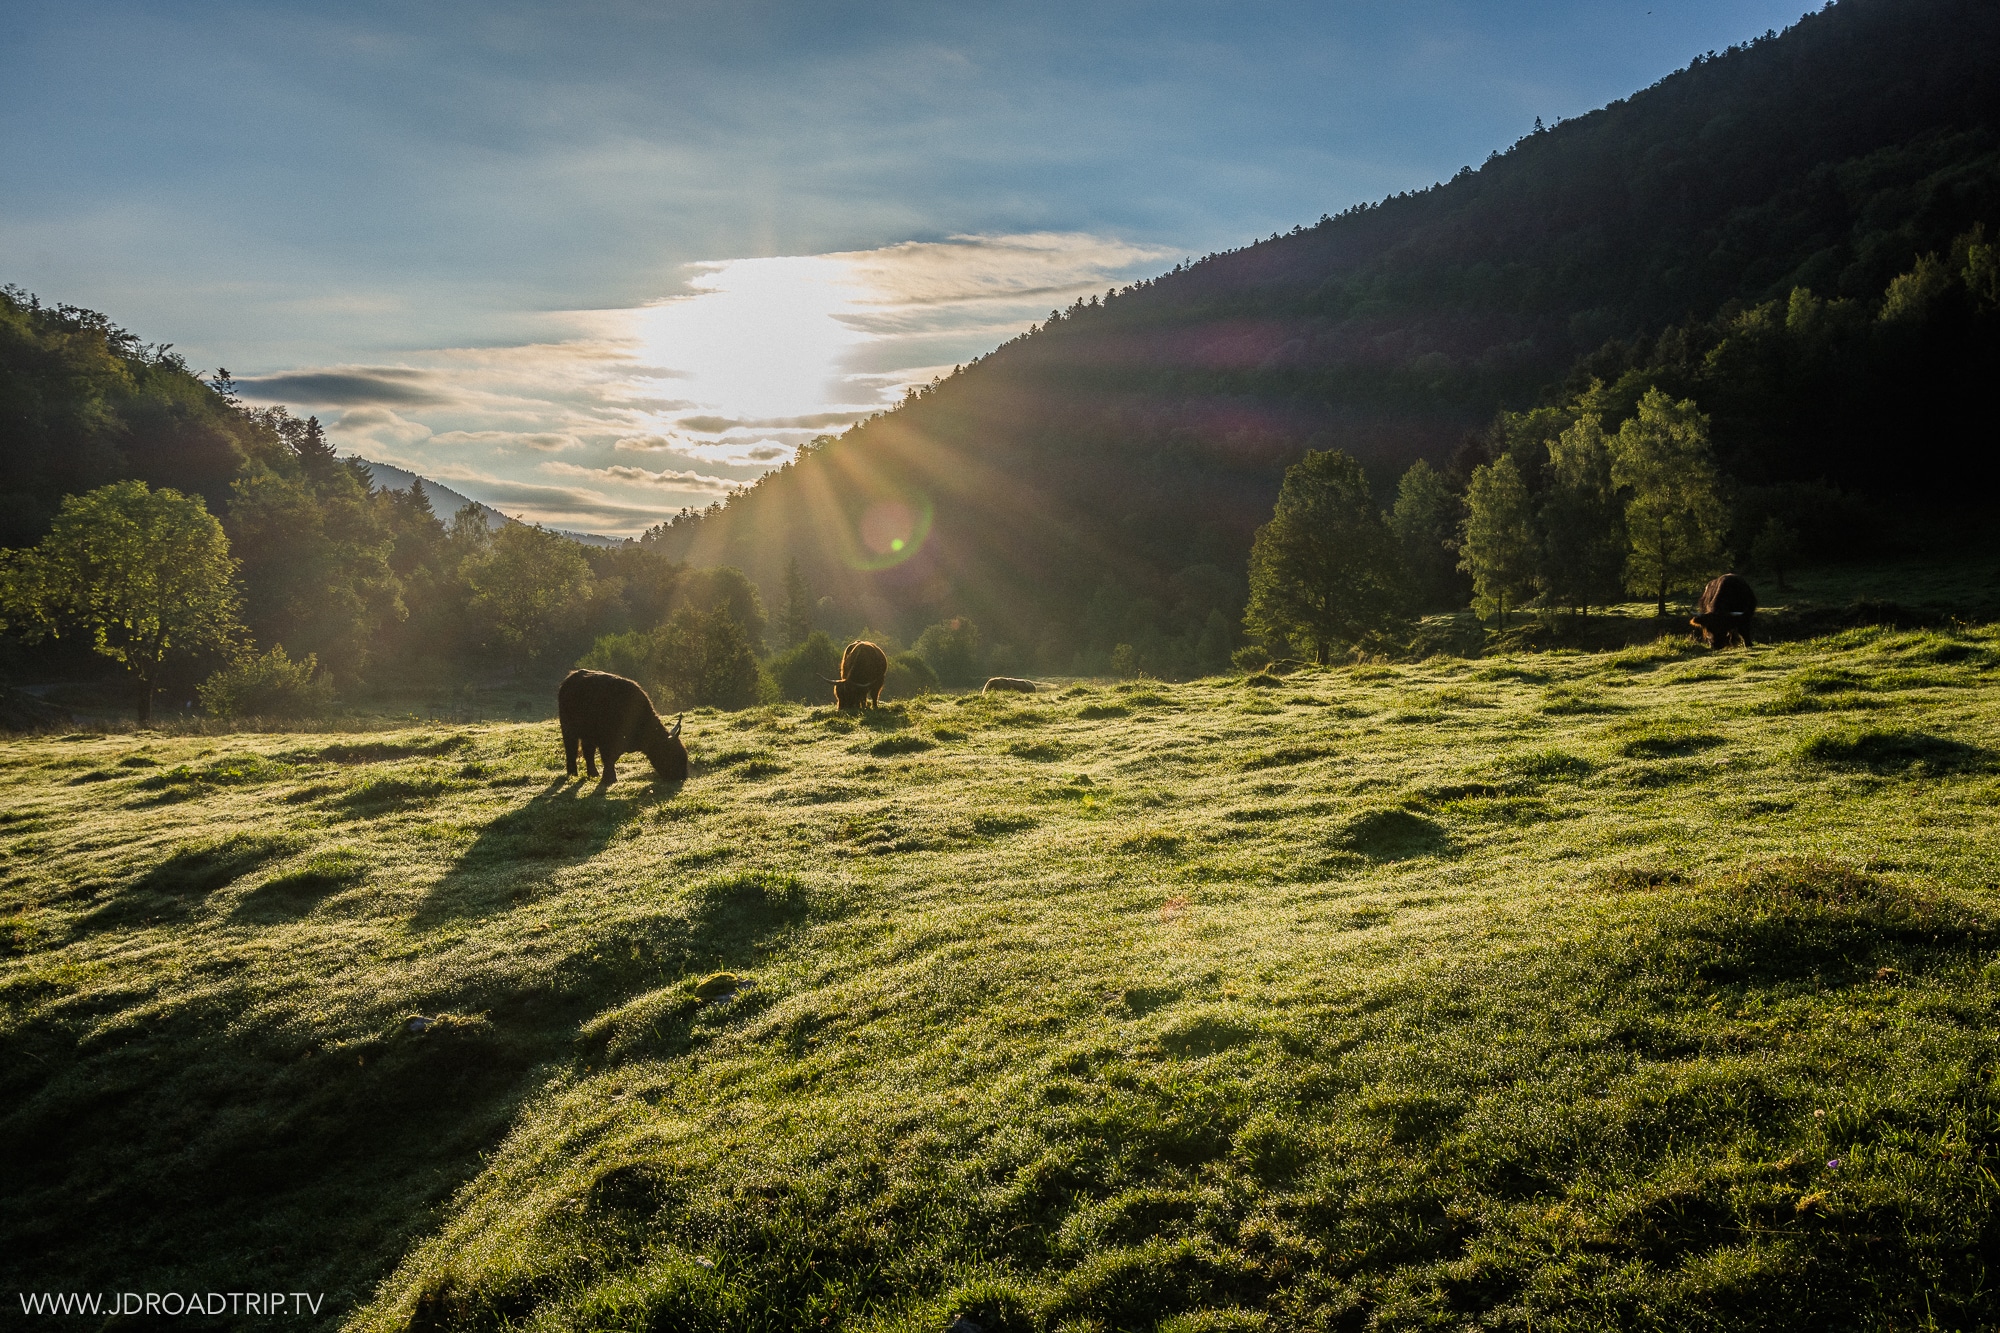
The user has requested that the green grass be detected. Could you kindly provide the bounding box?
[3,625,1998,1331]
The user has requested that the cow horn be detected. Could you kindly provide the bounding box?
[669,713,683,739]
[823,676,845,684]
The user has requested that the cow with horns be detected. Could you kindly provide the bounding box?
[557,669,688,784]
[827,640,889,710]
[1689,573,1758,648]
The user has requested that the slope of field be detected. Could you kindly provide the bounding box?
[3,624,1998,1330]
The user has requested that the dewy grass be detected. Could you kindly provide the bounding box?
[2,626,1998,1331]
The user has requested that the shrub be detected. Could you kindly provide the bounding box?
[576,631,653,682]
[197,646,334,718]
[580,609,769,712]
[655,606,767,711]
[914,618,983,687]
[769,631,842,703]
[1230,644,1271,672]
[887,652,939,699]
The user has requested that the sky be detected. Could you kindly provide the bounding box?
[3,0,1809,535]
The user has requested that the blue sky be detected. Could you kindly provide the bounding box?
[3,0,1808,533]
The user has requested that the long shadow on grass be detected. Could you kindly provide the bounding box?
[415,777,670,923]
[76,832,300,932]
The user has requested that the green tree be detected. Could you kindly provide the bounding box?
[1611,388,1728,615]
[652,604,765,710]
[778,557,813,648]
[1243,449,1402,663]
[1537,414,1625,616]
[1458,454,1538,627]
[0,480,242,721]
[1388,458,1464,611]
[676,566,767,651]
[465,524,593,662]
[226,454,400,683]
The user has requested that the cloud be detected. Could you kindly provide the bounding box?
[838,232,1175,312]
[431,429,584,451]
[544,461,737,494]
[675,410,868,434]
[237,367,449,407]
[333,406,434,447]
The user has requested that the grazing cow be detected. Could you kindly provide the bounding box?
[557,669,688,784]
[983,677,1038,694]
[827,640,889,710]
[1689,573,1758,648]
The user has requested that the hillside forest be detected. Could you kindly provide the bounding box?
[4,0,2000,719]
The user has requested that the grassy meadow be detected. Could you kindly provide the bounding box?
[3,615,1999,1330]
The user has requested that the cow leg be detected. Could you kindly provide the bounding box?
[584,743,598,778]
[602,754,617,784]
[563,727,580,777]
[868,683,882,707]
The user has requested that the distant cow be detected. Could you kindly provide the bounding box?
[983,677,1038,694]
[557,669,688,784]
[828,640,889,710]
[1690,573,1758,648]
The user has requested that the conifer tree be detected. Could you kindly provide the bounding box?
[779,557,813,648]
[1459,454,1538,627]
[292,415,340,487]
[1243,449,1401,663]
[1611,389,1727,615]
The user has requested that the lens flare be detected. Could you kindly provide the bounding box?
[846,493,933,570]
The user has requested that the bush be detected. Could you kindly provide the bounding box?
[1230,644,1272,672]
[770,631,842,703]
[913,618,983,687]
[577,631,653,681]
[886,651,938,700]
[197,645,334,718]
[578,609,769,712]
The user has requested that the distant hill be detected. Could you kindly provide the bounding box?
[654,0,2000,668]
[354,460,509,531]
[357,459,626,546]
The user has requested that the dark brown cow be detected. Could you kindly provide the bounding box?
[982,677,1038,694]
[828,640,888,710]
[1689,573,1758,648]
[557,669,687,784]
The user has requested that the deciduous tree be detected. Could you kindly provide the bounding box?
[465,523,593,662]
[0,480,241,720]
[1243,449,1402,663]
[1389,458,1464,612]
[1537,414,1625,616]
[1459,455,1538,627]
[1611,388,1728,615]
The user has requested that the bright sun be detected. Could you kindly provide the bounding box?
[632,255,872,426]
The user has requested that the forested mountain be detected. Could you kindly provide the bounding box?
[655,0,2000,675]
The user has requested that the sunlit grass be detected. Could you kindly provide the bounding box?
[3,623,1997,1330]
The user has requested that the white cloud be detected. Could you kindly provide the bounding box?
[266,231,1164,533]
[543,460,737,494]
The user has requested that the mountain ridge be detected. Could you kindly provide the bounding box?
[652,0,2000,672]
